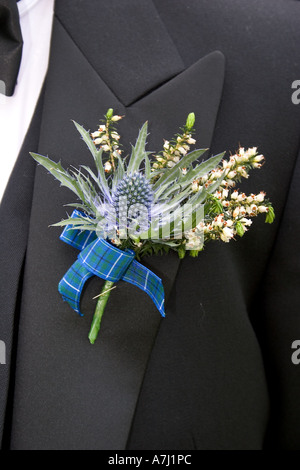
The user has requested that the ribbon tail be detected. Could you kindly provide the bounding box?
[122,260,165,317]
[59,220,165,319]
[58,258,94,316]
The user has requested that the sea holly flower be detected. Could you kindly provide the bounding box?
[30,110,275,344]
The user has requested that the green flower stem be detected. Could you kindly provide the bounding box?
[88,280,115,344]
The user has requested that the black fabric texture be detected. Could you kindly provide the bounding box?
[55,0,185,106]
[0,0,299,451]
[0,88,44,446]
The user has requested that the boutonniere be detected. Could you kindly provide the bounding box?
[31,109,275,344]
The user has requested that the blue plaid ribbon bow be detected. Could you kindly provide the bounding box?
[58,211,165,317]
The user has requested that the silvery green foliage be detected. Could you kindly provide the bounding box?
[31,113,274,259]
[30,119,224,239]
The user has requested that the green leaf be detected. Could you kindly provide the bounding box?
[185,186,207,207]
[156,185,192,212]
[112,155,125,192]
[205,195,224,216]
[30,152,83,199]
[157,182,184,200]
[71,170,99,214]
[51,215,95,227]
[70,224,98,231]
[80,165,103,192]
[152,240,181,248]
[73,122,111,201]
[152,148,208,194]
[127,121,148,174]
[144,153,152,180]
[265,205,275,224]
[150,168,167,180]
[95,149,112,201]
[73,120,98,162]
[179,152,225,187]
[182,202,205,233]
[64,202,95,216]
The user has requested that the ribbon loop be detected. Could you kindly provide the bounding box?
[58,211,165,317]
[79,238,135,282]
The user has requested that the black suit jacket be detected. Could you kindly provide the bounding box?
[0,0,300,450]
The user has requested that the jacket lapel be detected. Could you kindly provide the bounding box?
[54,0,185,106]
[7,2,225,449]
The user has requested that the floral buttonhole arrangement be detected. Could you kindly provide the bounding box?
[30,109,275,344]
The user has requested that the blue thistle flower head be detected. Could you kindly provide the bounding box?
[111,172,154,217]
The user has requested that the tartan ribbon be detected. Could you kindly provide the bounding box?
[58,211,165,317]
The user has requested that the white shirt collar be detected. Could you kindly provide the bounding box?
[0,0,54,202]
[18,0,42,17]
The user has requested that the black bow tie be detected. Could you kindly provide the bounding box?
[0,0,23,96]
